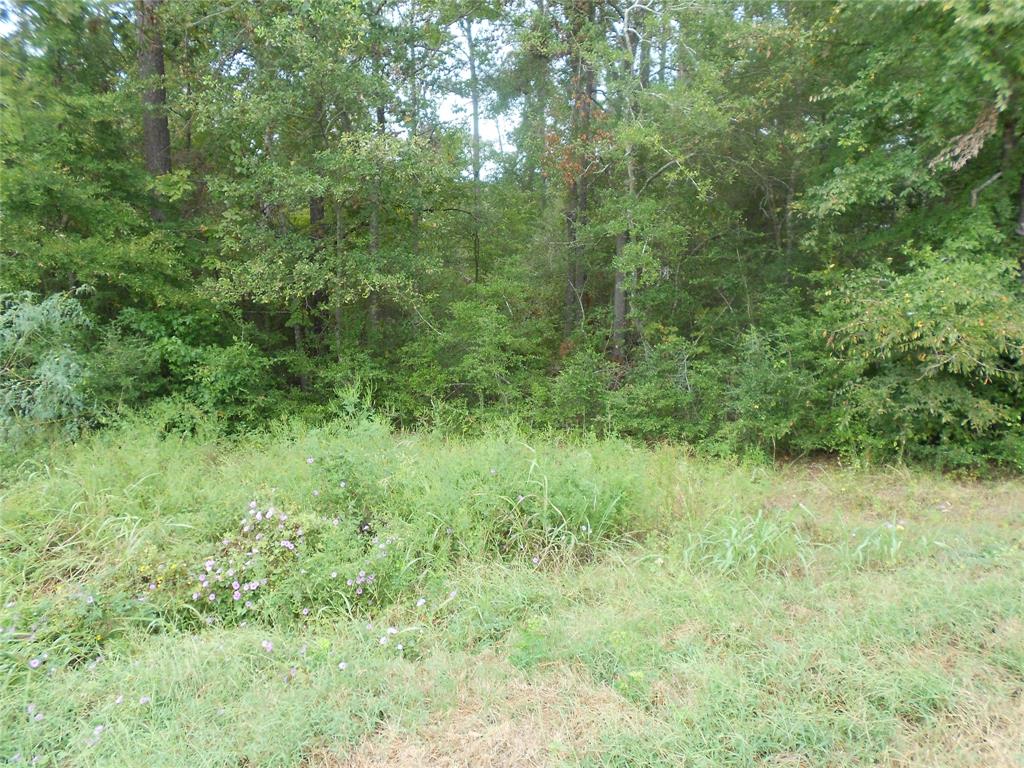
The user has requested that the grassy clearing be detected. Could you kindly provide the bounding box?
[2,416,1023,767]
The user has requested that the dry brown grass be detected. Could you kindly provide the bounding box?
[307,661,649,768]
[890,693,1024,768]
[765,466,1024,527]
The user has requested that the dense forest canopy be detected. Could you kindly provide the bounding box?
[1,0,1022,469]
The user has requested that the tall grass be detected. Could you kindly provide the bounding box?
[2,412,1022,766]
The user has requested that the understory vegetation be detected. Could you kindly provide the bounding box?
[2,416,1023,766]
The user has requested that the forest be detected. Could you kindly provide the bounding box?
[2,0,1023,469]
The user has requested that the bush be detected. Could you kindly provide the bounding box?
[81,325,166,421]
[541,341,613,431]
[395,299,543,416]
[0,291,91,449]
[189,341,277,426]
[821,252,1024,469]
[609,337,711,442]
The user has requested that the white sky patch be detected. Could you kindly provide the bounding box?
[437,90,509,180]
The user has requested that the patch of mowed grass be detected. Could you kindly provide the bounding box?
[2,414,1023,766]
[497,550,1023,767]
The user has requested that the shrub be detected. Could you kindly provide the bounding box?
[609,337,714,443]
[821,252,1024,469]
[541,341,614,432]
[395,299,543,415]
[0,291,91,448]
[189,341,276,426]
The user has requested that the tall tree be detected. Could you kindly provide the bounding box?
[562,0,597,336]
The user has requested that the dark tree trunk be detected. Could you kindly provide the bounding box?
[1016,173,1024,238]
[310,196,325,238]
[293,323,309,391]
[136,0,171,177]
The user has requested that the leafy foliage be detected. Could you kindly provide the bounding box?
[1,0,1022,469]
[1,292,91,445]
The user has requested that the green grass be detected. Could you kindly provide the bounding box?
[2,414,1023,767]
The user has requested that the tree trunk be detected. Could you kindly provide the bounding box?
[310,196,325,238]
[1016,173,1024,238]
[611,5,646,359]
[563,0,596,337]
[462,19,483,282]
[366,72,386,346]
[136,0,171,177]
[1001,114,1024,282]
[332,202,347,361]
[293,323,309,391]
[611,238,627,361]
